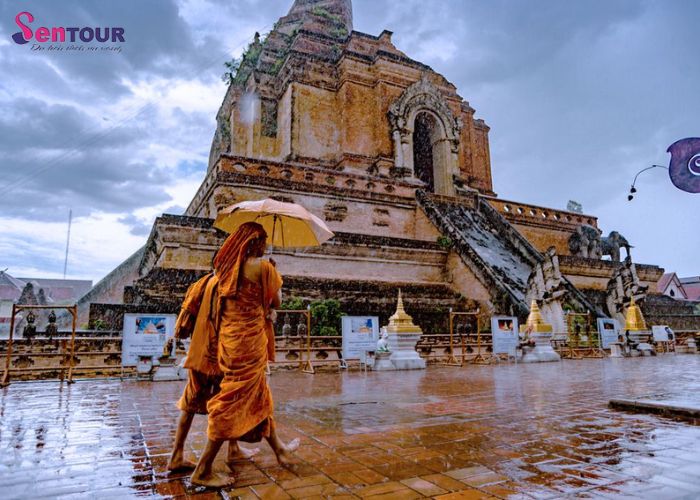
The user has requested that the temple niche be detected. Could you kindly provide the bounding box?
[80,0,697,337]
[387,76,463,196]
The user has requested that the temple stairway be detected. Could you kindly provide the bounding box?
[416,190,537,316]
[416,190,598,318]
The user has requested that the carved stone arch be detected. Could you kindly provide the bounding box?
[387,75,462,195]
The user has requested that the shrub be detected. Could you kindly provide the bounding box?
[279,296,344,336]
[280,296,304,310]
[437,235,453,249]
[310,299,343,336]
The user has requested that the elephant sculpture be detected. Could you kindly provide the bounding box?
[567,224,602,259]
[600,231,632,262]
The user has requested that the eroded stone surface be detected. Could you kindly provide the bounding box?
[1,356,699,498]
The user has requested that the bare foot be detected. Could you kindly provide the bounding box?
[226,445,260,471]
[229,444,260,460]
[274,438,300,467]
[167,454,196,472]
[190,471,235,488]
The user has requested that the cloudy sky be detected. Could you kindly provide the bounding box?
[0,0,697,285]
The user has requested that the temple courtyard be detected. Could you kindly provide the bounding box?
[1,356,699,499]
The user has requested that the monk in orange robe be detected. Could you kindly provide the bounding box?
[168,268,257,472]
[191,222,299,488]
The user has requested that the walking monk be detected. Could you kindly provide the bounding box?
[168,263,257,472]
[191,222,299,488]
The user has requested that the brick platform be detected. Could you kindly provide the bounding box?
[1,355,699,499]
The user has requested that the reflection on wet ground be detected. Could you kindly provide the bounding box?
[1,355,699,498]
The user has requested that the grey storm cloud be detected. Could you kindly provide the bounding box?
[119,204,184,236]
[0,95,171,220]
[0,0,223,95]
[0,97,137,152]
[118,214,154,236]
[0,152,172,220]
[0,0,227,228]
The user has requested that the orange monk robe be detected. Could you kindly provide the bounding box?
[206,259,282,442]
[174,273,213,341]
[262,261,282,363]
[182,275,221,376]
[175,274,223,414]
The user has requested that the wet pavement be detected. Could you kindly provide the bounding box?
[1,355,699,499]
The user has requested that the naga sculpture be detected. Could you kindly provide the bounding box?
[526,246,567,334]
[605,256,648,326]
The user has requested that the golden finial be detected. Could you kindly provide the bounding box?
[525,299,553,333]
[624,296,647,331]
[386,289,422,333]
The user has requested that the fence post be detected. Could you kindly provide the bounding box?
[0,304,17,387]
[301,305,314,374]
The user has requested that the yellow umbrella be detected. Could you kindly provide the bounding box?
[213,199,334,248]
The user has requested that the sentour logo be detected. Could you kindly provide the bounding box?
[12,11,125,45]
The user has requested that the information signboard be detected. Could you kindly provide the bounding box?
[121,313,177,366]
[597,318,620,349]
[341,316,379,362]
[491,316,519,355]
[652,325,675,343]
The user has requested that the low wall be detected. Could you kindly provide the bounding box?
[0,332,130,382]
[4,328,697,383]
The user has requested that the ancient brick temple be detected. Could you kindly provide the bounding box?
[85,0,697,333]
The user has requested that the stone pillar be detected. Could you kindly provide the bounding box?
[401,134,413,172]
[393,130,404,169]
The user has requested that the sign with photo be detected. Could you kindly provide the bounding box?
[341,316,379,362]
[121,313,177,366]
[491,316,519,355]
[652,325,675,343]
[596,318,620,349]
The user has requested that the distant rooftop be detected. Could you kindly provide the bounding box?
[0,271,92,304]
[657,272,700,301]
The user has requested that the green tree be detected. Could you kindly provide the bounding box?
[310,299,343,336]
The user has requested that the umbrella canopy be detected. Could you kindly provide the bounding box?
[213,199,334,248]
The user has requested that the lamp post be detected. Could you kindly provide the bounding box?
[627,165,668,201]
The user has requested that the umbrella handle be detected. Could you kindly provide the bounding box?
[270,214,277,256]
[269,214,285,250]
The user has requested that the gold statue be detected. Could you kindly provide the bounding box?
[624,296,647,331]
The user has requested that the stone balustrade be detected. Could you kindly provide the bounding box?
[486,197,598,230]
[186,154,421,217]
